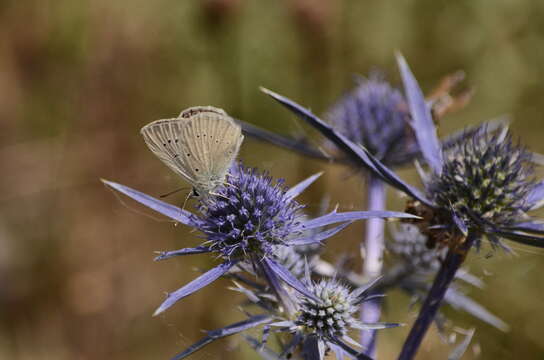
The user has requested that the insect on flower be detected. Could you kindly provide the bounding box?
[140,106,244,199]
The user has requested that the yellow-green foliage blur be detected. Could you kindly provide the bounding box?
[1,1,543,359]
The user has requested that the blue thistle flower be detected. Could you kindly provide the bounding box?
[295,279,365,339]
[266,276,399,360]
[387,224,445,270]
[416,128,537,249]
[325,74,414,166]
[102,163,417,316]
[196,164,304,260]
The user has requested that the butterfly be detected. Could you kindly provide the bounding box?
[141,106,244,199]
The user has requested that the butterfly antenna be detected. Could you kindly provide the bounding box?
[222,181,239,190]
[181,190,193,211]
[225,173,240,181]
[160,187,189,198]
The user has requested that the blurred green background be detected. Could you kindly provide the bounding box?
[1,0,544,359]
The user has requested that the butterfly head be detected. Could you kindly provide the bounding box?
[192,175,226,200]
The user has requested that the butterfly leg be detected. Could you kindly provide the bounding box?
[224,173,240,187]
[221,181,239,190]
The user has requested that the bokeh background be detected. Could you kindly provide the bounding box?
[1,0,544,359]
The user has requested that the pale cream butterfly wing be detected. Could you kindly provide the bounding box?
[177,107,244,196]
[140,117,194,184]
[140,106,243,197]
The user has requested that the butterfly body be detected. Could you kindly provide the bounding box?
[141,106,244,199]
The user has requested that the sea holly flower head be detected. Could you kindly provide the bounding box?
[196,163,304,260]
[295,279,361,339]
[422,129,536,246]
[393,54,544,250]
[264,275,399,360]
[240,65,471,170]
[387,224,445,270]
[325,74,414,166]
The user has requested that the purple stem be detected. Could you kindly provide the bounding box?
[360,174,386,356]
[397,232,478,360]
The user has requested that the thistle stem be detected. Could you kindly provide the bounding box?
[360,174,386,356]
[397,232,478,360]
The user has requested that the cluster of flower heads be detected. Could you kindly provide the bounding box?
[103,53,544,360]
[256,55,544,252]
[243,53,544,360]
[103,158,416,359]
